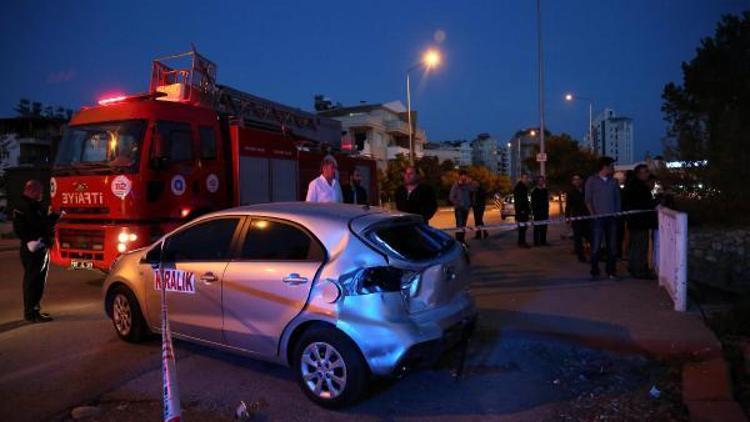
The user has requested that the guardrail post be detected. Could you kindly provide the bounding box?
[657,206,688,311]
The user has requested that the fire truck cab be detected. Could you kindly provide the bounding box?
[50,48,376,272]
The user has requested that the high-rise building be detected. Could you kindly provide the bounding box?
[496,140,511,176]
[508,128,546,181]
[471,133,497,173]
[588,108,634,165]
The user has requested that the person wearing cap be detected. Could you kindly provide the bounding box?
[13,179,60,322]
[305,156,343,203]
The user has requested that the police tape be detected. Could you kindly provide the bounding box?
[443,209,656,233]
[160,264,182,422]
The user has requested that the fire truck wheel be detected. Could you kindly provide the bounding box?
[109,286,150,343]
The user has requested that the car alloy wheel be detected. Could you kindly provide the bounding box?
[300,341,348,400]
[112,293,132,337]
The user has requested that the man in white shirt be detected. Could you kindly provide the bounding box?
[305,156,343,203]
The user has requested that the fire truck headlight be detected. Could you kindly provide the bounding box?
[117,243,127,253]
[128,233,137,242]
[118,232,129,243]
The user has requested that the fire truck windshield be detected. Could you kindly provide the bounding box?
[55,120,146,173]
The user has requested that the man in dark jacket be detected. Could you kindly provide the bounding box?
[395,166,438,224]
[623,164,658,279]
[566,173,590,262]
[342,169,368,205]
[13,179,59,322]
[513,173,531,248]
[531,175,550,246]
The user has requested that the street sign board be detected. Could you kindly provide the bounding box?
[536,153,547,162]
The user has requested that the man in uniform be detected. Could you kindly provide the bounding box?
[13,179,59,322]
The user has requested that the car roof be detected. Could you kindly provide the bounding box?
[223,202,385,220]
[201,202,412,250]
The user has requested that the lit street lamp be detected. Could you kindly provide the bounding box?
[406,48,441,164]
[564,93,594,150]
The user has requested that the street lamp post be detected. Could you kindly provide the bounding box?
[564,93,594,150]
[536,0,546,177]
[406,49,441,164]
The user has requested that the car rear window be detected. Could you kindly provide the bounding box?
[369,222,454,261]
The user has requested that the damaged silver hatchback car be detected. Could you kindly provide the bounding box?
[104,202,476,407]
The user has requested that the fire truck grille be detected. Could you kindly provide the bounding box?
[58,229,106,253]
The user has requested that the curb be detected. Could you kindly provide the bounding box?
[682,354,748,421]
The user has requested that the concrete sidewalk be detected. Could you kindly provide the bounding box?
[466,224,745,421]
[0,239,18,252]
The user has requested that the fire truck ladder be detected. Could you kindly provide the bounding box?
[214,85,316,133]
[150,47,340,147]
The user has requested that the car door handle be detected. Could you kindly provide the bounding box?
[282,273,308,285]
[200,272,218,283]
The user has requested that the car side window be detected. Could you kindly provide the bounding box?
[156,121,193,162]
[163,218,240,261]
[241,219,324,261]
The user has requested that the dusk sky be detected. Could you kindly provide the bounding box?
[1,0,747,159]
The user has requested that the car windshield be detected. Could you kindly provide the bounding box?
[55,120,146,169]
[369,222,454,261]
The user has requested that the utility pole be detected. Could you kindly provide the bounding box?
[406,72,414,164]
[536,0,546,177]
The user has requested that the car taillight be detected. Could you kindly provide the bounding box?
[339,266,420,296]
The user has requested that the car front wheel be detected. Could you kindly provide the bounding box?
[110,286,149,343]
[293,326,368,408]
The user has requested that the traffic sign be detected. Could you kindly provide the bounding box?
[536,153,547,162]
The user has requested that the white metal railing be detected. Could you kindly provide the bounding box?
[656,206,688,311]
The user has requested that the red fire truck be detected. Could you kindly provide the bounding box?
[50,48,377,272]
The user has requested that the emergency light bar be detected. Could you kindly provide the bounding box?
[98,95,128,106]
[97,92,167,106]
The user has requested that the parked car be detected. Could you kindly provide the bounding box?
[104,202,476,407]
[498,194,515,220]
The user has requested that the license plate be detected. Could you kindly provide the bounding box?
[70,260,94,270]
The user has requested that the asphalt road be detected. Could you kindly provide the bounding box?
[0,205,681,421]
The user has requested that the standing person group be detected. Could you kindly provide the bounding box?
[306,156,370,205]
[449,171,488,244]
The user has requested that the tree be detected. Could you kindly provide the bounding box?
[14,99,31,116]
[31,102,42,116]
[523,133,599,192]
[662,11,750,207]
[379,154,410,203]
